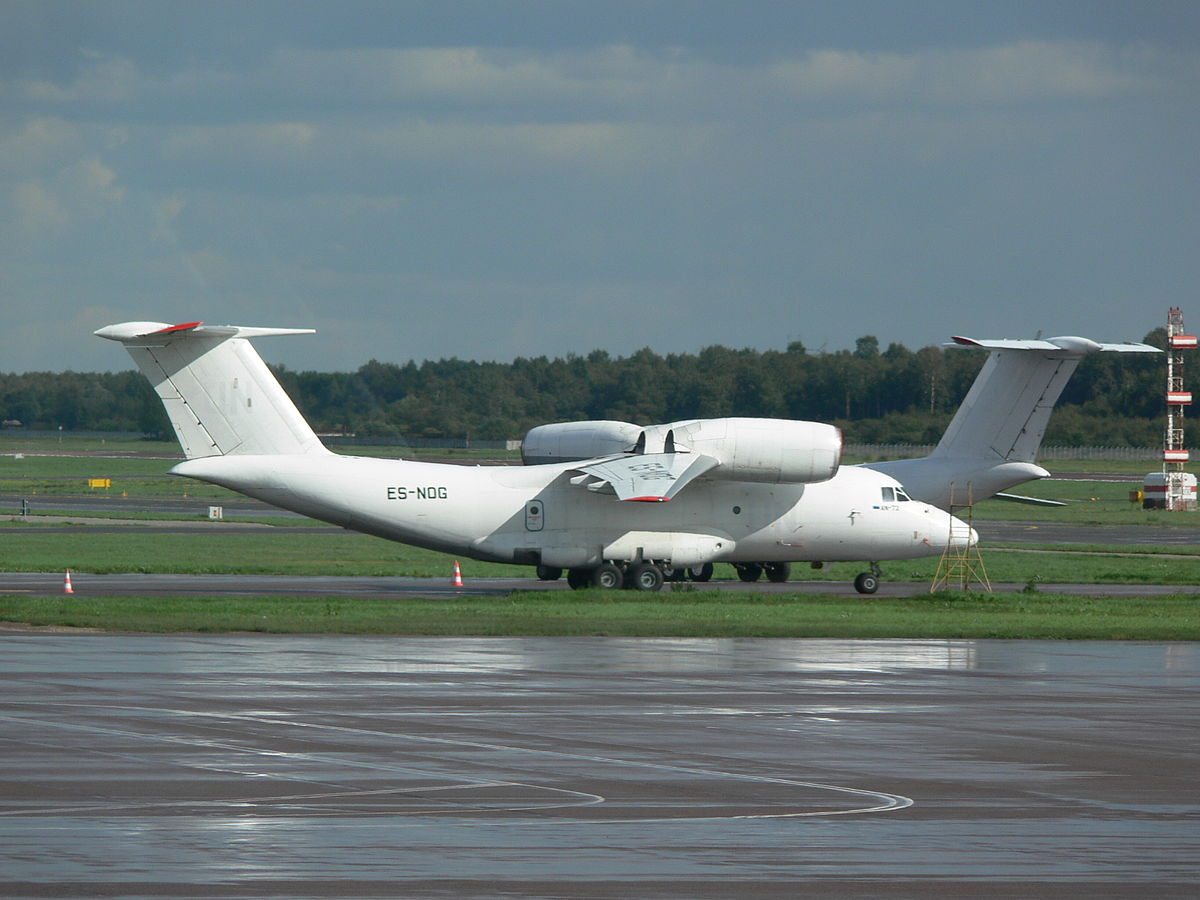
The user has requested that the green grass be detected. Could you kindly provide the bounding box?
[970,476,1179,524]
[0,506,314,526]
[793,552,1200,586]
[0,431,517,461]
[0,590,1195,639]
[0,434,181,454]
[0,528,1195,585]
[2,436,1197,638]
[0,439,513,501]
[0,531,527,577]
[1042,458,1161,475]
[0,453,234,499]
[2,528,1197,583]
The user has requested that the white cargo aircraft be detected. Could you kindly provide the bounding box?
[96,322,1155,593]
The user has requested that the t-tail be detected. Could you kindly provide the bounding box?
[864,335,1158,510]
[95,321,330,459]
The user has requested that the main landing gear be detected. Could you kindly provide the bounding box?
[549,560,885,594]
[559,561,714,592]
[732,562,791,583]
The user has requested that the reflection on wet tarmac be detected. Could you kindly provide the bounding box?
[0,637,1196,897]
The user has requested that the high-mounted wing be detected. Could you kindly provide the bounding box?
[571,452,720,502]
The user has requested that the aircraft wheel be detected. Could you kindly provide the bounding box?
[687,563,714,582]
[854,572,880,594]
[566,568,592,590]
[536,565,562,582]
[592,563,624,590]
[627,562,665,592]
[764,562,791,583]
[735,563,763,583]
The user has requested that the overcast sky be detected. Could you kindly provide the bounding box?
[3,0,1198,373]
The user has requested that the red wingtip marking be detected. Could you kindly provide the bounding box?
[152,321,203,335]
[629,496,669,502]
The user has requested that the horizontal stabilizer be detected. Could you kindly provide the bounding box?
[95,321,316,346]
[991,492,1067,507]
[573,452,720,502]
[949,335,1158,354]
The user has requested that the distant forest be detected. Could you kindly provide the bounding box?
[0,330,1180,447]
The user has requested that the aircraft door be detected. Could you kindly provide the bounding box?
[525,499,545,532]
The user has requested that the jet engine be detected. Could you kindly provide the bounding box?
[522,416,842,485]
[668,417,842,484]
[522,420,643,464]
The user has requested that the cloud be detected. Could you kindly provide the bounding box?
[15,39,1181,195]
[5,39,1187,127]
[10,180,69,238]
[1,152,126,250]
[5,53,139,103]
[149,192,187,245]
[769,40,1175,106]
[1,28,1197,373]
[158,116,702,184]
[255,44,699,111]
[0,117,82,176]
[162,121,317,163]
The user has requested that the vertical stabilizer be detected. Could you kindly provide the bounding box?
[865,335,1158,508]
[96,321,329,459]
[933,338,1089,464]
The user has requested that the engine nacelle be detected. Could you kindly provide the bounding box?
[669,417,842,484]
[523,416,841,485]
[522,420,642,464]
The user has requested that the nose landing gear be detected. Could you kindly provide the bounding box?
[853,563,883,594]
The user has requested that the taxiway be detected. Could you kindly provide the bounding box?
[0,636,1195,898]
[3,570,1198,599]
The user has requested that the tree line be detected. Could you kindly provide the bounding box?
[0,330,1179,447]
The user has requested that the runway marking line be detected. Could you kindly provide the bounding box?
[0,711,605,817]
[0,703,912,822]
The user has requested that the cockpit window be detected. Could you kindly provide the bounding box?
[896,488,911,502]
[881,487,895,502]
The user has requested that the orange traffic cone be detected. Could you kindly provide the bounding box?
[451,560,464,588]
[63,569,74,594]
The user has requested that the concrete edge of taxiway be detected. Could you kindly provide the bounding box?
[2,572,1199,601]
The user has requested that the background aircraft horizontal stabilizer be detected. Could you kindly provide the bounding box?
[949,335,1158,355]
[991,492,1068,507]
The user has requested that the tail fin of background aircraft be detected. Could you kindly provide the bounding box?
[864,335,1158,509]
[95,321,329,459]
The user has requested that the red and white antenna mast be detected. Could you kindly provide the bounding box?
[1163,307,1196,510]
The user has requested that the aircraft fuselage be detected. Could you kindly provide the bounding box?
[173,453,965,569]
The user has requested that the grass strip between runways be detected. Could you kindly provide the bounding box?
[1,590,1197,640]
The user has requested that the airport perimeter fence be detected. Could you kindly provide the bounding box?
[0,430,1162,461]
[846,444,1161,462]
[0,429,521,451]
[322,435,522,451]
